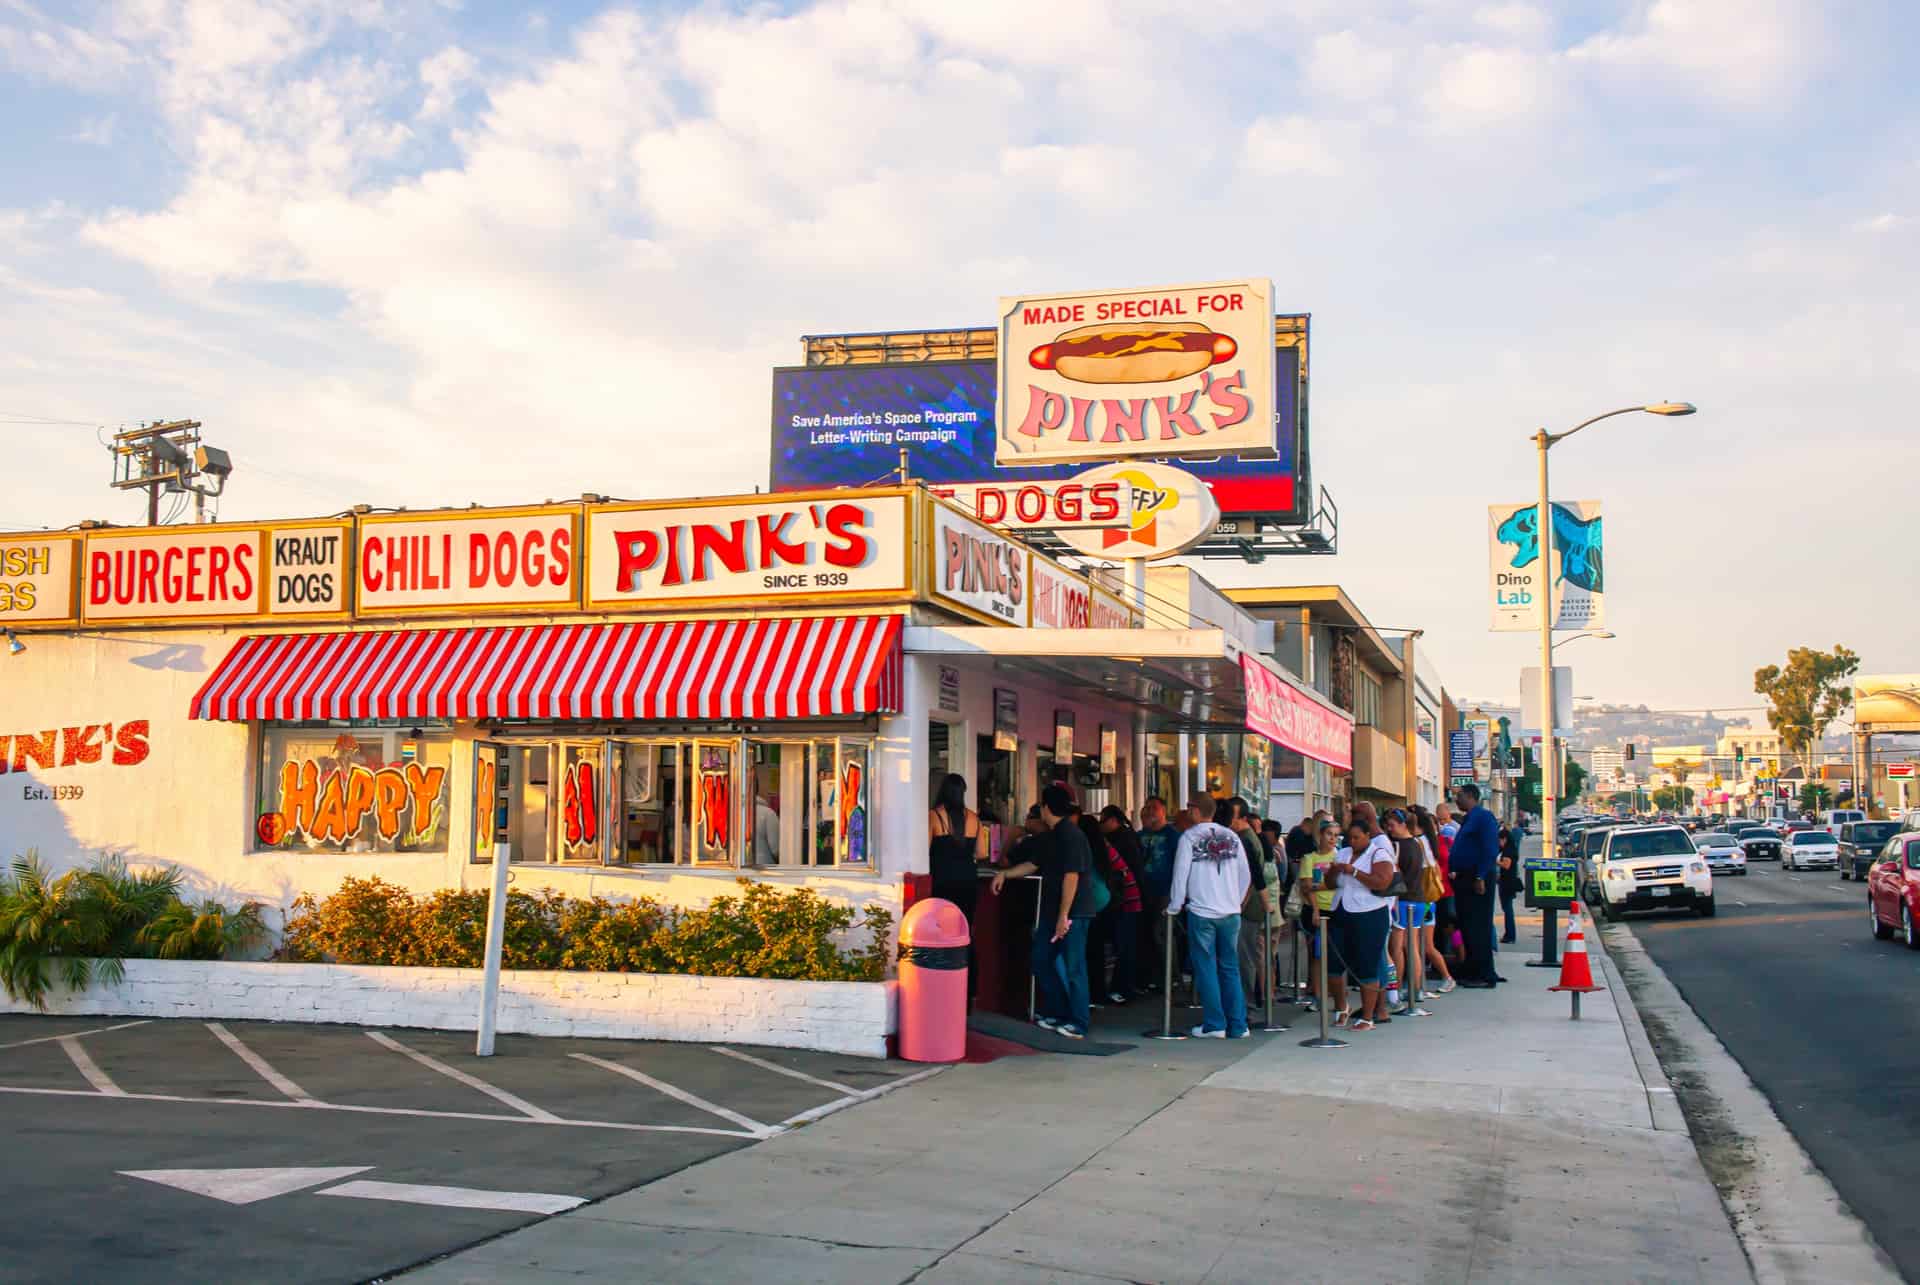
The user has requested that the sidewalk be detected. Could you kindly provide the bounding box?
[406,911,1751,1284]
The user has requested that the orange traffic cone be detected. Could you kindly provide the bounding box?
[1550,906,1603,1017]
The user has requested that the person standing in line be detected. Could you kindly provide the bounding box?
[1227,797,1272,1011]
[1324,818,1397,1031]
[928,774,988,993]
[1447,783,1502,987]
[1100,806,1149,999]
[1497,825,1524,944]
[1167,799,1252,1039]
[991,784,1097,1039]
[1295,819,1341,1012]
[1134,798,1178,991]
[1436,801,1460,840]
[1081,812,1140,1005]
[1384,809,1432,1018]
[1411,807,1456,994]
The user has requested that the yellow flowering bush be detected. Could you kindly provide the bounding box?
[279,877,892,983]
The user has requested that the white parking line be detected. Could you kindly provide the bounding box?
[206,1023,312,1103]
[571,1053,775,1138]
[58,1036,123,1095]
[365,1031,561,1122]
[0,1083,756,1136]
[710,1045,860,1096]
[0,1020,150,1051]
[317,1179,585,1215]
[777,1064,949,1129]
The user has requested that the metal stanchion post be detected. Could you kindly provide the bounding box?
[1259,911,1289,1032]
[1300,914,1347,1049]
[1142,911,1189,1040]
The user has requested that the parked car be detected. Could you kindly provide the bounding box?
[1840,821,1901,881]
[1867,833,1920,948]
[1784,829,1840,871]
[1586,825,1713,920]
[1694,832,1747,876]
[1736,825,1784,863]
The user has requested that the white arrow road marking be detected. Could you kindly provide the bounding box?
[316,1179,585,1215]
[571,1053,774,1137]
[366,1031,560,1122]
[58,1036,123,1095]
[120,1166,373,1205]
[206,1023,312,1103]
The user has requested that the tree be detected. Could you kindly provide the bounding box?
[1652,785,1695,810]
[1755,646,1861,773]
[1517,747,1586,814]
[1798,782,1832,814]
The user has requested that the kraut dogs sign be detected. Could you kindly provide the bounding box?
[996,280,1276,466]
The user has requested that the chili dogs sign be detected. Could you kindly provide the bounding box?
[358,507,577,614]
[996,280,1276,466]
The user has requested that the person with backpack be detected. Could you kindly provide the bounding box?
[1080,812,1140,1005]
[1497,825,1524,944]
[1228,796,1274,1012]
[1411,807,1456,994]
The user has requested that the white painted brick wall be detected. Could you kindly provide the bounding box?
[0,961,899,1058]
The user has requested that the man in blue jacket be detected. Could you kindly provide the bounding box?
[1447,783,1502,986]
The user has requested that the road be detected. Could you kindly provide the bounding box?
[0,1016,930,1284]
[1621,859,1920,1281]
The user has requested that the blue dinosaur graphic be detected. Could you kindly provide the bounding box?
[1496,503,1603,593]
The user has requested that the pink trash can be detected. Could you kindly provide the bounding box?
[897,898,970,1063]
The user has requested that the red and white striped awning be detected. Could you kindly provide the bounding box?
[189,616,903,723]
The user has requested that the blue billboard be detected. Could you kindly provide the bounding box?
[770,346,1303,519]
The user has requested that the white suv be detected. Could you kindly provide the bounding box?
[1591,825,1714,921]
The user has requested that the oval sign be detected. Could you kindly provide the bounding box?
[1053,462,1220,561]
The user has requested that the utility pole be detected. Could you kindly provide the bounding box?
[108,420,233,525]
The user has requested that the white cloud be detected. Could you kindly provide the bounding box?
[1419,43,1556,128]
[417,45,472,118]
[67,114,117,145]
[1242,114,1343,177]
[1568,0,1812,109]
[1306,29,1397,102]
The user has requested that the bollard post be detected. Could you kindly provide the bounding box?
[1300,914,1347,1049]
[1142,911,1189,1040]
[1259,911,1289,1032]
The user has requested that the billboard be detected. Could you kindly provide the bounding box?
[995,280,1276,466]
[1488,500,1604,631]
[770,345,1302,520]
[1855,674,1920,732]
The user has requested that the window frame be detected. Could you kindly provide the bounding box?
[252,720,456,856]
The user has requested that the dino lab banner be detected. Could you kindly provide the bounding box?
[1488,500,1604,632]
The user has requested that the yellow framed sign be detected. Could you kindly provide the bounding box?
[0,532,80,628]
[356,504,582,618]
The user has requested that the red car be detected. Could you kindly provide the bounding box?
[1867,832,1920,948]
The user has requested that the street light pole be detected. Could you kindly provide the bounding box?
[1529,402,1694,967]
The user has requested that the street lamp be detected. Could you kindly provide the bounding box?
[1535,404,1694,868]
[1552,630,1615,651]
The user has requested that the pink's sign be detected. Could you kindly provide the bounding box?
[1241,656,1353,771]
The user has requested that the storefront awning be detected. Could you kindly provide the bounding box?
[190,616,903,723]
[904,625,1353,769]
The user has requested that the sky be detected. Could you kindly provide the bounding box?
[3,0,1917,714]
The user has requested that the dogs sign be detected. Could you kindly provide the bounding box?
[996,280,1276,466]
[1488,500,1605,632]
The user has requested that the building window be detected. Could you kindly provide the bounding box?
[255,723,453,854]
[745,736,870,867]
[1354,670,1383,728]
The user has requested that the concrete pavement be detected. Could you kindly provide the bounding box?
[407,908,1751,1284]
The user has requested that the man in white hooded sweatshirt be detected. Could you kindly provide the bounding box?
[1167,798,1253,1038]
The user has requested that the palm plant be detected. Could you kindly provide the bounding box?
[0,852,265,1009]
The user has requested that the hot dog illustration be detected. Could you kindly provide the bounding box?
[1028,322,1238,385]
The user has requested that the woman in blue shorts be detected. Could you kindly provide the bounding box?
[1384,809,1433,1018]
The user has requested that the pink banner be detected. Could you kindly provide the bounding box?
[1241,655,1354,772]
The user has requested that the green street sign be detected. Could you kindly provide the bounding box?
[1525,857,1581,909]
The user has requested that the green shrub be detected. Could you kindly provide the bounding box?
[279,877,892,983]
[0,851,267,1009]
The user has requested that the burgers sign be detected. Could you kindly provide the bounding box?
[995,279,1276,467]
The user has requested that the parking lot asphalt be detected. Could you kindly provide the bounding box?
[0,1015,934,1284]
